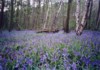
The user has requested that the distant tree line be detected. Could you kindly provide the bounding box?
[0,0,100,34]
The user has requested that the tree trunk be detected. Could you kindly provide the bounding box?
[86,0,93,29]
[27,0,30,29]
[51,0,63,30]
[36,0,41,29]
[43,0,50,29]
[0,0,5,29]
[15,0,20,30]
[96,0,100,30]
[75,0,80,32]
[64,0,72,33]
[31,0,35,29]
[9,0,14,31]
[76,0,91,35]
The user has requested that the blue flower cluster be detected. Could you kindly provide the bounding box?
[0,30,100,70]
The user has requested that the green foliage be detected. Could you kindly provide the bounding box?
[12,44,24,51]
[69,19,76,30]
[6,61,16,70]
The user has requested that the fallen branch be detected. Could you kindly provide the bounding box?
[36,29,59,33]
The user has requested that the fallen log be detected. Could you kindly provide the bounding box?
[36,29,59,33]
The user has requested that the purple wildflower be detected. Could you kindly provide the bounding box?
[81,57,91,66]
[72,62,77,70]
[25,58,33,67]
[62,48,69,57]
[91,60,100,66]
[40,54,47,63]
[0,65,3,70]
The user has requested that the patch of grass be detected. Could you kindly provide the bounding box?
[69,19,76,30]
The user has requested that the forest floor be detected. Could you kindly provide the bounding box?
[0,30,100,70]
[0,30,100,47]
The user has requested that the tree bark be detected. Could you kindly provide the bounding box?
[86,0,93,29]
[75,0,80,32]
[27,0,30,29]
[64,0,72,33]
[36,0,41,29]
[96,0,100,29]
[43,0,51,29]
[9,0,14,31]
[15,0,20,30]
[0,0,5,29]
[76,0,91,35]
[51,0,63,30]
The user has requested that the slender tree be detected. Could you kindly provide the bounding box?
[86,0,93,29]
[76,0,91,35]
[15,0,20,30]
[26,0,31,29]
[30,0,35,29]
[0,0,5,30]
[96,0,100,29]
[75,0,80,32]
[43,0,50,29]
[64,0,72,33]
[36,0,41,29]
[51,0,63,30]
[9,0,14,31]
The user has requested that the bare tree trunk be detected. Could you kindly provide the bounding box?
[27,0,30,29]
[30,0,35,29]
[36,0,41,30]
[51,0,63,30]
[96,0,100,30]
[75,0,80,32]
[15,0,19,30]
[41,0,46,25]
[86,0,93,29]
[76,0,91,35]
[0,0,5,30]
[9,0,14,31]
[64,0,72,33]
[43,0,51,29]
